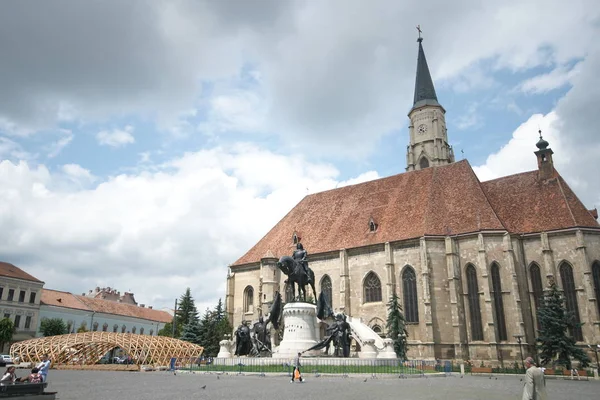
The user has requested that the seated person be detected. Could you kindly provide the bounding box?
[0,366,17,383]
[19,368,42,383]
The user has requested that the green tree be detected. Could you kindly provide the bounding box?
[536,280,590,369]
[40,318,67,337]
[386,292,408,359]
[198,299,233,357]
[0,318,14,351]
[158,322,174,337]
[76,322,88,333]
[180,311,202,344]
[175,288,197,337]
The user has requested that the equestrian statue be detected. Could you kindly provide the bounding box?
[277,243,316,302]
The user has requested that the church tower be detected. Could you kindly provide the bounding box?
[406,32,454,171]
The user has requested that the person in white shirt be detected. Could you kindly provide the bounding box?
[0,366,17,383]
[36,354,51,382]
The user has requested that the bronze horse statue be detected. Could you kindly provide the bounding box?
[277,255,316,302]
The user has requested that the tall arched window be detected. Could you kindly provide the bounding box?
[402,267,419,323]
[419,157,430,169]
[320,275,332,306]
[490,263,507,341]
[244,286,254,313]
[285,283,294,303]
[592,261,600,317]
[364,272,382,303]
[560,262,582,341]
[530,263,544,329]
[466,264,483,341]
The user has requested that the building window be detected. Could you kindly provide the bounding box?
[93,322,99,331]
[140,327,144,335]
[113,324,118,333]
[364,272,382,303]
[121,325,126,333]
[29,292,36,304]
[132,327,137,334]
[320,275,332,306]
[150,329,154,336]
[402,267,419,323]
[372,325,382,336]
[244,286,254,313]
[7,289,14,302]
[24,316,32,330]
[369,218,377,232]
[560,262,583,341]
[491,263,507,341]
[530,263,544,329]
[67,320,73,333]
[466,264,483,341]
[592,261,600,318]
[0,287,3,300]
[14,315,21,329]
[419,157,430,169]
[102,323,108,332]
[18,290,25,303]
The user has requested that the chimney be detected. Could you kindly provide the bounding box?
[82,293,85,296]
[534,130,555,181]
[140,304,145,308]
[589,208,598,220]
[148,306,153,309]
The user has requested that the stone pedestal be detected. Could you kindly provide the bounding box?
[217,340,233,358]
[376,338,397,359]
[273,302,319,358]
[359,339,377,358]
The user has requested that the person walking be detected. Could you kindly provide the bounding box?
[290,352,304,383]
[522,357,547,400]
[36,354,51,382]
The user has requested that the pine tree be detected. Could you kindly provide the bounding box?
[386,292,408,360]
[196,299,233,357]
[180,311,202,344]
[536,280,590,369]
[175,288,197,336]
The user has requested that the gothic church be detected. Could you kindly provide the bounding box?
[225,36,600,363]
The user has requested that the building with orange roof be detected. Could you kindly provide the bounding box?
[226,35,600,364]
[0,262,44,352]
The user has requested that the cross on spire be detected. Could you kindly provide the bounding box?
[416,25,422,42]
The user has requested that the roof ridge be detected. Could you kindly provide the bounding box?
[481,169,537,184]
[468,162,508,232]
[555,173,580,227]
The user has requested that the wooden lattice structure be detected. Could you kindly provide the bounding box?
[10,332,203,367]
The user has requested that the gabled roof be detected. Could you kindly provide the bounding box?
[41,289,172,323]
[481,170,599,233]
[233,160,504,266]
[0,262,43,283]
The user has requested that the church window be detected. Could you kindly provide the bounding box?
[419,157,429,169]
[372,325,382,336]
[560,262,582,341]
[364,272,382,303]
[593,261,600,317]
[320,275,332,306]
[369,218,377,232]
[490,263,507,341]
[529,263,544,329]
[285,283,294,303]
[466,264,483,341]
[244,286,254,313]
[402,267,419,323]
[102,323,108,332]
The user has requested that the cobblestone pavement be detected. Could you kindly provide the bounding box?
[44,370,598,400]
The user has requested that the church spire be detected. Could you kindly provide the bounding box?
[412,27,439,110]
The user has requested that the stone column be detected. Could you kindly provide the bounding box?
[260,253,279,317]
[419,238,434,350]
[446,236,467,360]
[339,249,351,315]
[503,234,524,337]
[575,230,598,341]
[477,234,495,360]
[385,242,396,300]
[541,232,556,281]
[225,268,236,325]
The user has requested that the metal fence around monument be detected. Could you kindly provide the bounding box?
[168,357,449,377]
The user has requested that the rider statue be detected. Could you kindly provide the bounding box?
[292,243,309,275]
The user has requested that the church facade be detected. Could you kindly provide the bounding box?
[225,37,600,364]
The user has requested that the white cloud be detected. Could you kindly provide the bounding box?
[46,130,73,158]
[96,126,135,148]
[519,63,582,94]
[0,146,368,310]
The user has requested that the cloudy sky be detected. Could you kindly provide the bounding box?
[1,0,599,314]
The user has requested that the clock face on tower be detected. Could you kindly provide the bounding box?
[417,124,428,134]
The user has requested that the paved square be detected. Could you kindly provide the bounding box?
[44,370,598,400]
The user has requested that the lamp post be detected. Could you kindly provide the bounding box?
[514,334,525,371]
[587,344,600,371]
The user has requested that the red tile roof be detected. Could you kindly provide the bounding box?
[234,160,505,265]
[41,289,172,323]
[481,170,599,233]
[233,162,599,266]
[0,262,43,283]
